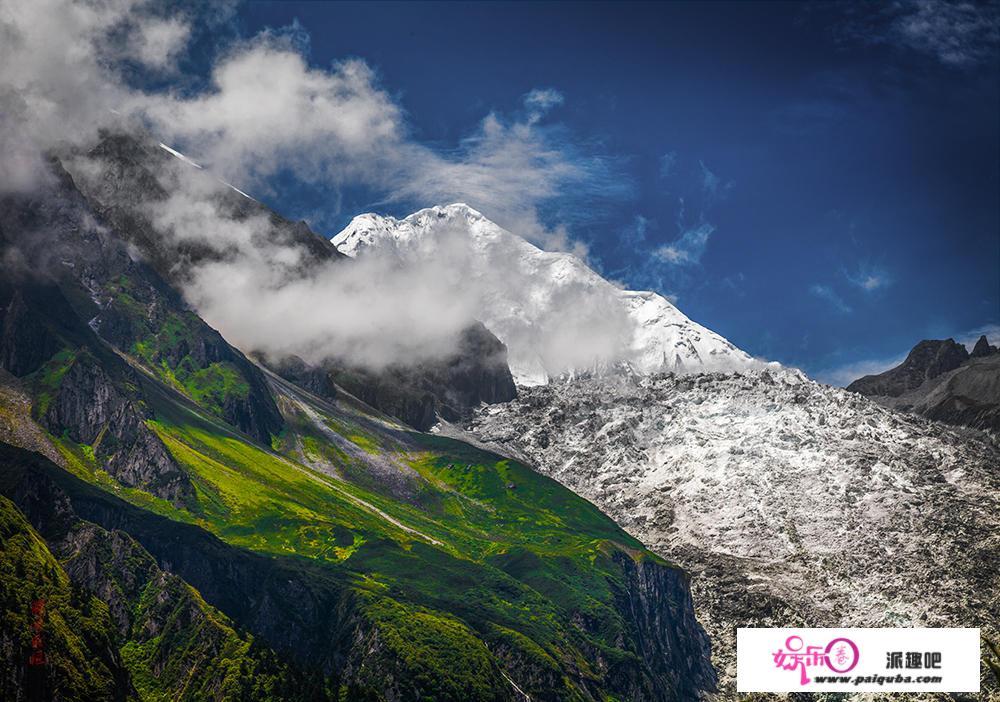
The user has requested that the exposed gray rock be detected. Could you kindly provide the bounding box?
[320,322,518,431]
[43,352,192,504]
[847,338,969,397]
[612,551,717,696]
[849,336,1000,433]
[464,369,1000,699]
[971,334,999,358]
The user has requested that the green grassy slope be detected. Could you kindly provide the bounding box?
[0,495,134,702]
[3,344,710,701]
[141,373,664,699]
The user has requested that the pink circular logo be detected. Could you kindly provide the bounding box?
[824,637,860,673]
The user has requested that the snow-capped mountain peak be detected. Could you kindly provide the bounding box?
[332,205,768,384]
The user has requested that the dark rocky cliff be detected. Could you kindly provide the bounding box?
[848,336,1000,432]
[324,323,518,431]
[612,552,717,698]
[847,338,969,397]
[42,352,191,504]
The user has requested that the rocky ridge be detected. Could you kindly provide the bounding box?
[849,336,1000,432]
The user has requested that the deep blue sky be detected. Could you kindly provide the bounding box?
[234,1,999,383]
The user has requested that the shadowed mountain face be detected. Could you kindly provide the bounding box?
[848,336,1000,432]
[847,339,970,398]
[262,322,518,432]
[317,323,517,431]
[63,130,516,432]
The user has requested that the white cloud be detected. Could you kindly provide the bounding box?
[135,46,405,189]
[523,87,564,123]
[125,15,192,70]
[809,284,852,314]
[1,0,623,255]
[115,159,480,369]
[654,222,715,266]
[698,159,733,203]
[846,263,892,292]
[132,45,616,255]
[1,0,634,369]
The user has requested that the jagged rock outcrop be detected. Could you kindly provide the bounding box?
[849,336,1000,432]
[611,552,716,697]
[972,334,999,358]
[41,352,192,505]
[847,338,969,397]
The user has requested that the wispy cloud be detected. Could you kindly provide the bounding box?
[522,87,564,123]
[607,155,733,302]
[659,151,677,178]
[836,0,1000,68]
[0,0,627,255]
[698,159,733,202]
[721,271,747,297]
[654,221,715,266]
[846,263,892,292]
[810,283,852,313]
[621,213,649,248]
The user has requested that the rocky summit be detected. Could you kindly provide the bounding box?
[849,336,1000,433]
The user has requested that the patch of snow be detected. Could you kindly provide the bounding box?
[158,142,255,201]
[158,142,202,169]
